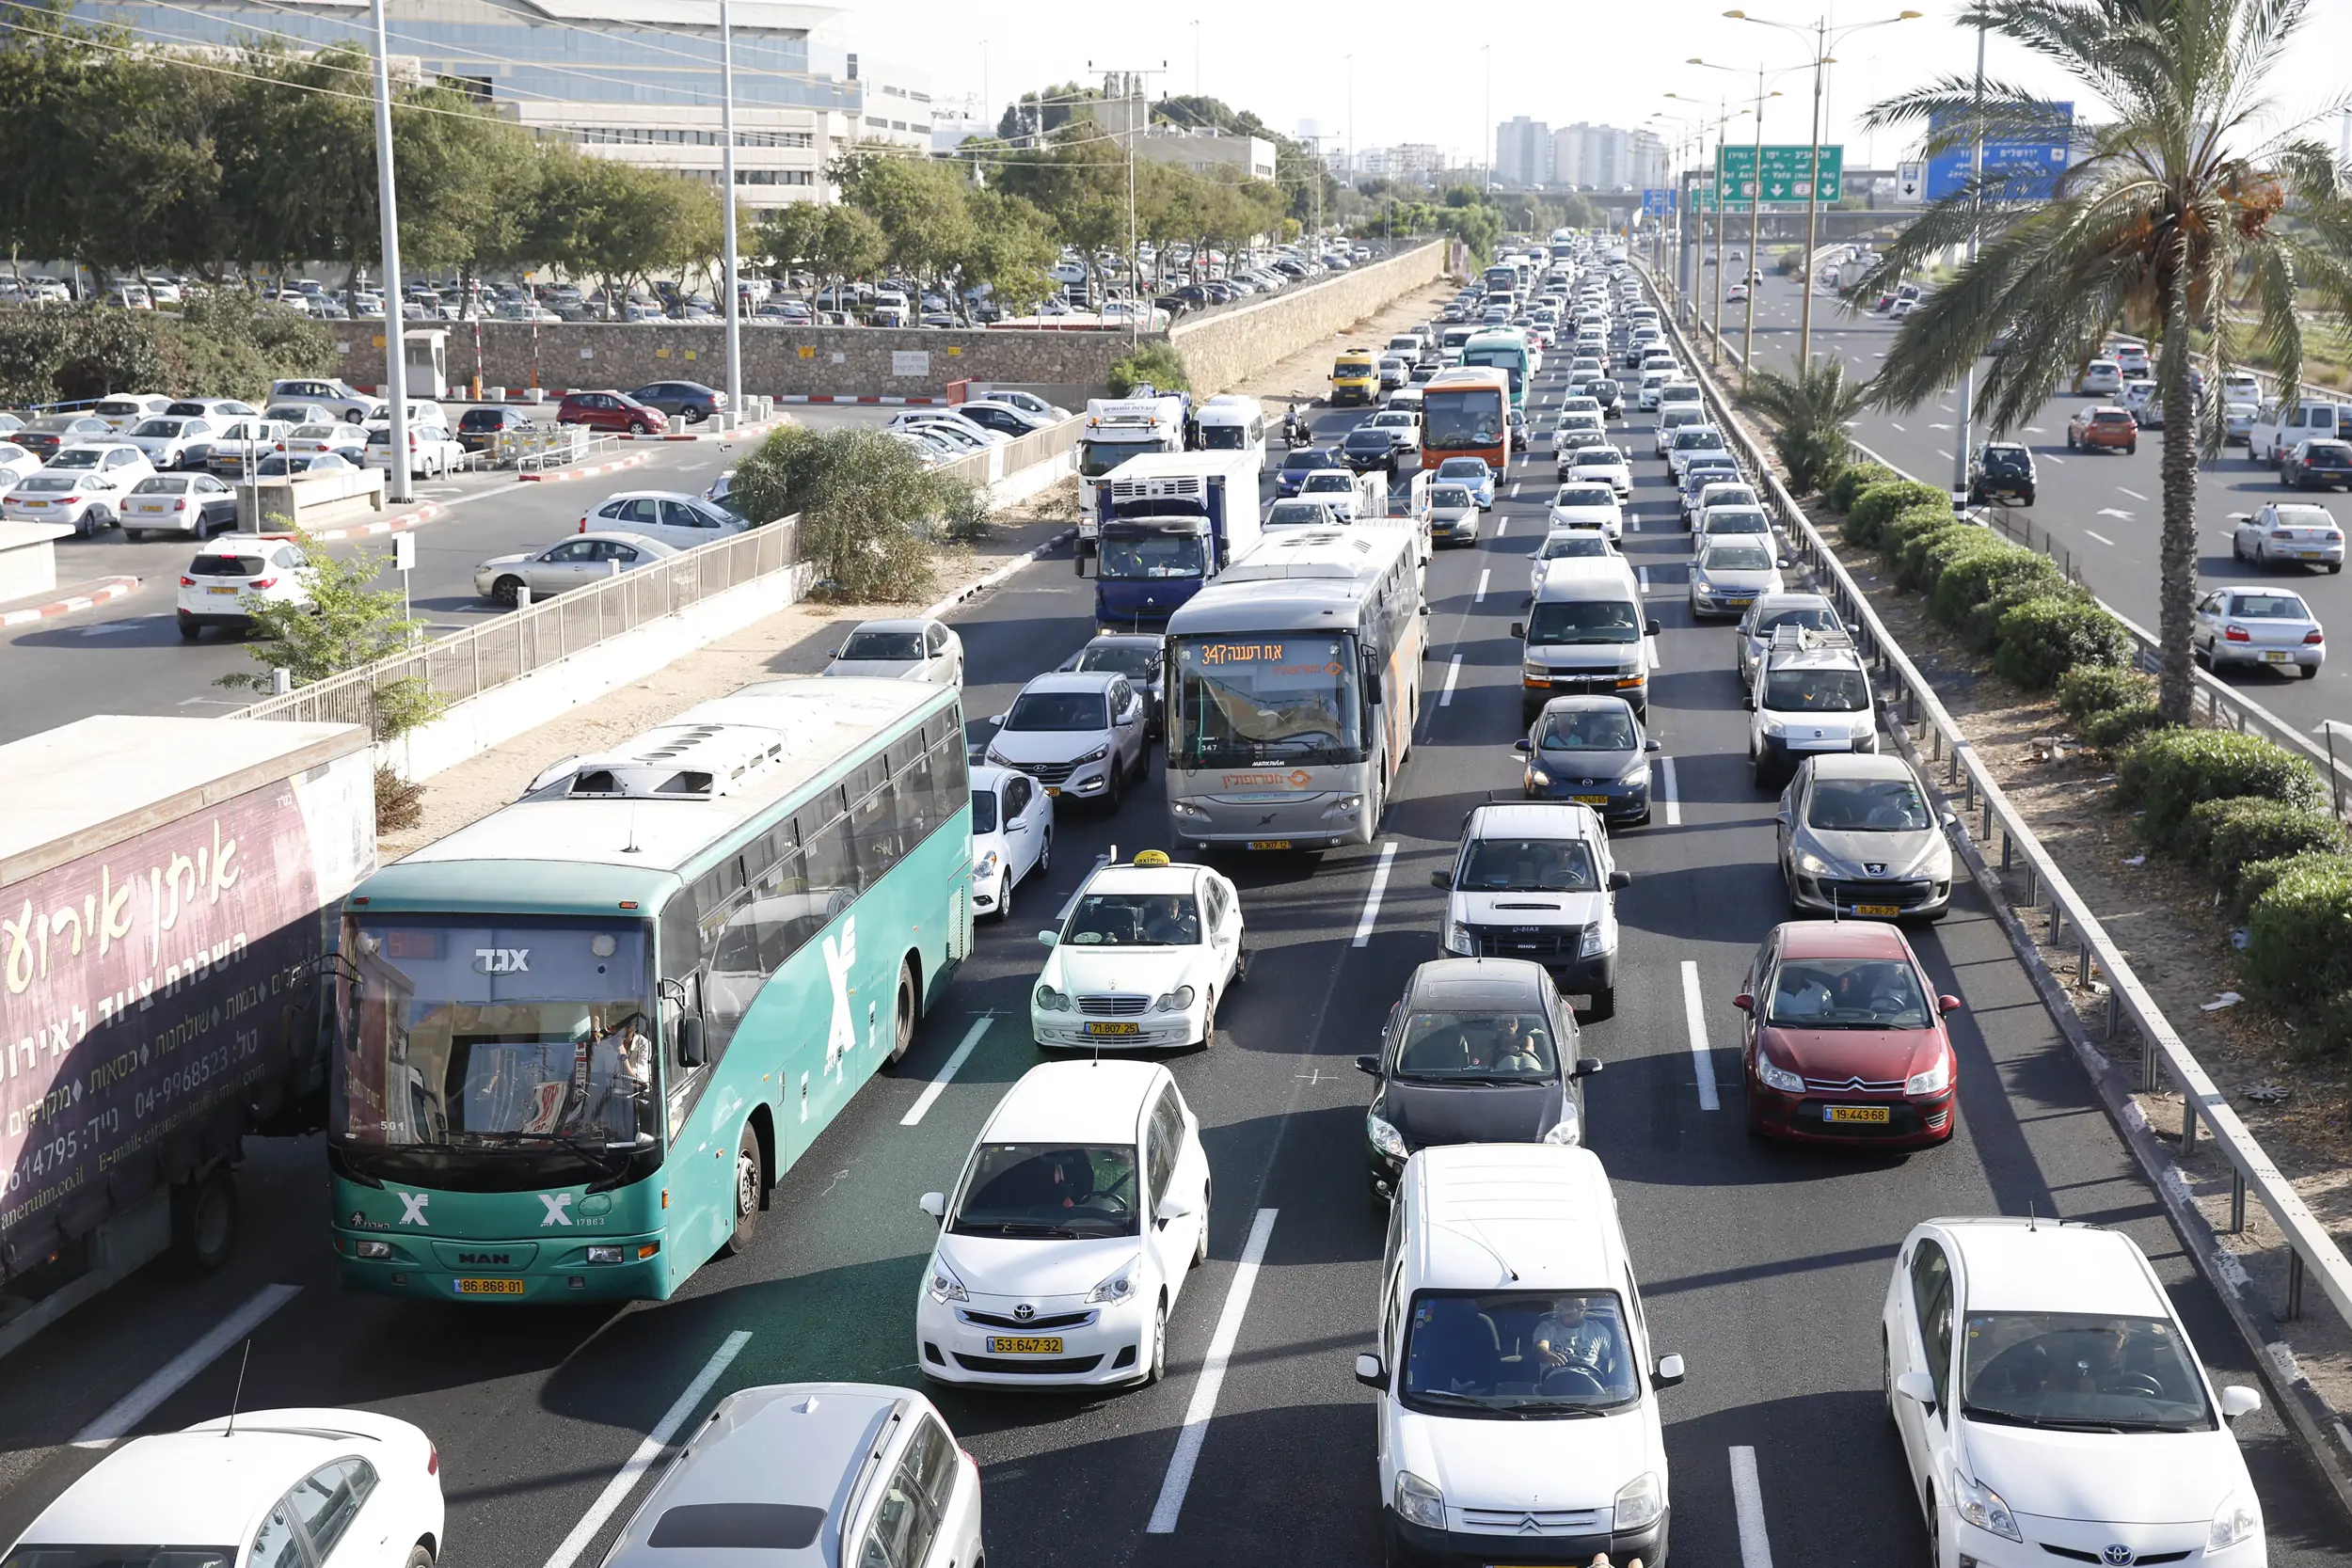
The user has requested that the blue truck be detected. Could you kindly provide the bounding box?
[1090,449,1266,629]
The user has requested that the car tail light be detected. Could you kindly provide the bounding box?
[179,575,194,586]
[579,516,588,532]
[2306,628,2326,644]
[2225,625,2250,641]
[172,499,187,510]
[249,577,277,589]
[426,1444,438,1476]
[2272,531,2294,540]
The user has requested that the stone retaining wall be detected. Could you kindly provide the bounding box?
[1169,240,1450,394]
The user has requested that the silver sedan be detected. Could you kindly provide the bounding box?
[474,530,679,607]
[1776,753,1954,920]
[2193,584,2326,676]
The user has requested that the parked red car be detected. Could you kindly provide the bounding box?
[1734,920,1961,1148]
[2066,404,2138,454]
[555,389,669,436]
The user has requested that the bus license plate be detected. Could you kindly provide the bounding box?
[1826,1105,1890,1124]
[2263,650,2291,663]
[1088,1022,1139,1036]
[1854,902,1900,917]
[987,1336,1063,1354]
[1248,839,1292,850]
[453,1277,527,1296]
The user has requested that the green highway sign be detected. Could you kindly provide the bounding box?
[1712,144,1843,205]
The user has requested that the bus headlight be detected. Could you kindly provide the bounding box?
[1170,800,1208,820]
[1321,794,1364,818]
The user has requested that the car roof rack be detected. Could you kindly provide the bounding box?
[1769,625,1857,653]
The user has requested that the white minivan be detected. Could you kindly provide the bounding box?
[2252,398,2344,465]
[1356,1145,1682,1567]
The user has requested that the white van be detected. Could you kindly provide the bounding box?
[1517,555,1655,722]
[2253,399,2344,465]
[1357,1145,1681,1568]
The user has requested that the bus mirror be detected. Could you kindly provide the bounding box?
[676,1015,707,1068]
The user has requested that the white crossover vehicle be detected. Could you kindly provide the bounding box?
[916,1059,1211,1387]
[983,671,1150,808]
[1437,800,1629,1021]
[821,617,965,683]
[1031,852,1246,1051]
[1547,482,1625,542]
[1884,1217,2267,1568]
[1750,626,1877,785]
[1565,444,1632,499]
[969,763,1054,922]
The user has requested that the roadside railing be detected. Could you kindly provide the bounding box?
[933,414,1083,491]
[1640,265,2352,1339]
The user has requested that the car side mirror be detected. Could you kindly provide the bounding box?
[1354,1352,1389,1391]
[675,1014,707,1068]
[1651,1353,1686,1390]
[988,713,1006,726]
[1742,694,1756,710]
[1645,737,1662,753]
[1645,619,1661,638]
[2219,1386,2263,1422]
[1512,738,1532,754]
[1732,992,1755,1013]
[1355,1053,1384,1078]
[1938,994,1963,1014]
[1429,871,1452,890]
[1573,1055,1604,1079]
[918,1191,946,1221]
[1895,1370,1937,1411]
[1037,930,1058,948]
[1608,870,1631,892]
[1511,622,1526,639]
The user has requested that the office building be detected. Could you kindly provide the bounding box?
[1495,116,1550,188]
[1090,81,1278,183]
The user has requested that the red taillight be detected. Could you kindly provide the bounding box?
[60,495,81,504]
[249,577,277,589]
[2225,625,2250,641]
[2306,628,2326,644]
[2271,531,2294,541]
[579,516,588,532]
[178,575,194,586]
[426,1444,438,1476]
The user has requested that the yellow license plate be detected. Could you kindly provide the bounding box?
[1826,1105,1890,1124]
[454,1277,527,1295]
[1854,903,1900,917]
[1572,795,1610,806]
[1045,786,1061,797]
[1727,596,1754,607]
[1088,1022,1139,1036]
[20,499,45,507]
[1248,839,1292,850]
[208,585,240,595]
[2263,650,2290,663]
[987,1336,1064,1354]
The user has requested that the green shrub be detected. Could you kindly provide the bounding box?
[1108,342,1191,397]
[2117,728,2329,838]
[1962,565,2081,652]
[2196,799,2348,895]
[1990,595,2133,689]
[2056,664,2156,727]
[2245,856,2352,1016]
[1877,501,1959,572]
[2082,702,2167,751]
[1904,525,2001,596]
[2232,849,2346,921]
[1931,539,2056,630]
[1826,462,1895,513]
[1844,479,1948,548]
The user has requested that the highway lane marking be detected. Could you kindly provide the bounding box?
[73,1283,302,1446]
[1730,1446,1776,1568]
[1659,755,1680,826]
[1352,842,1399,948]
[1439,653,1463,706]
[1145,1207,1279,1534]
[2043,453,2066,465]
[2085,531,2116,546]
[1495,515,1508,536]
[543,1330,754,1568]
[1638,566,1651,593]
[2119,486,2148,500]
[1936,450,1952,462]
[1646,635,1663,669]
[1680,960,1721,1111]
[1889,421,1906,433]
[1509,482,1521,499]
[1474,568,1490,604]
[900,1016,993,1127]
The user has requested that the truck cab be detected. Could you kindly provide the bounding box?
[1077,394,1189,553]
[1090,450,1264,629]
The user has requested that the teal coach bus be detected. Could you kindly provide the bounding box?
[326,678,971,1301]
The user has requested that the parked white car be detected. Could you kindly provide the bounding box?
[473,531,680,606]
[362,422,466,479]
[91,392,173,432]
[119,472,240,539]
[1029,852,1246,1051]
[1883,1218,2265,1568]
[969,763,1053,922]
[982,670,1149,809]
[122,415,221,469]
[820,617,965,683]
[2,468,134,535]
[915,1059,1211,1387]
[580,490,751,551]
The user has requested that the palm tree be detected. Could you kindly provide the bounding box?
[1853,0,2352,721]
[1741,358,1871,495]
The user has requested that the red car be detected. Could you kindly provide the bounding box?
[555,388,669,436]
[2066,404,2138,454]
[1733,920,1960,1148]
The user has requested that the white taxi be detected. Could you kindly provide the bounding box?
[1030,851,1246,1051]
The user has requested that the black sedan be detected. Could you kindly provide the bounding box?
[2283,438,2352,492]
[1515,695,1661,827]
[1357,958,1602,1200]
[457,405,538,452]
[1589,377,1623,415]
[1342,424,1400,473]
[627,380,726,423]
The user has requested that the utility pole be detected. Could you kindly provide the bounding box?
[367,0,408,505]
[1089,61,1164,345]
[1952,12,1987,499]
[719,0,741,432]
[1482,45,1492,194]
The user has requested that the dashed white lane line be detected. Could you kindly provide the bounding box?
[1646,634,1663,669]
[1145,1208,1280,1534]
[1439,653,1463,706]
[74,1284,302,1446]
[1352,842,1399,948]
[1658,754,1680,826]
[1730,1446,1775,1568]
[1495,515,1508,537]
[900,1016,992,1127]
[2044,452,2067,465]
[1889,421,1906,433]
[1637,565,1651,593]
[1474,568,1490,604]
[1510,481,1521,499]
[2085,530,2116,546]
[1936,450,1952,462]
[543,1331,755,1568]
[1680,959,1721,1111]
[2119,486,2148,500]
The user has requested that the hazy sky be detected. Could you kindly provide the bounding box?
[850,0,2352,171]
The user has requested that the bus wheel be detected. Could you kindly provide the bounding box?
[723,1127,762,1256]
[887,958,918,1064]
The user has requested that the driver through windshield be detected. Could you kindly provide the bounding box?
[1526,600,1639,646]
[1961,1311,2214,1432]
[1766,957,1931,1028]
[1806,777,1931,832]
[1392,1011,1558,1080]
[950,1144,1140,1239]
[1402,1290,1639,1415]
[1765,667,1868,711]
[1456,837,1597,893]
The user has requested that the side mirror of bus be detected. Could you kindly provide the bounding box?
[676,1015,707,1069]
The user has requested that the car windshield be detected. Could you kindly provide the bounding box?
[1281,449,1336,472]
[1438,459,1490,483]
[1766,956,1931,1028]
[1430,486,1474,509]
[1673,430,1723,450]
[1765,666,1868,711]
[45,449,108,469]
[2229,594,2310,620]
[1265,500,1331,527]
[130,420,183,436]
[1755,607,1839,641]
[1527,599,1639,646]
[1555,486,1614,509]
[1101,532,1207,579]
[1808,776,1931,831]
[1961,1312,2214,1433]
[1400,1291,1639,1416]
[1062,892,1200,946]
[1393,1009,1559,1079]
[1456,837,1598,892]
[1004,691,1107,731]
[1538,708,1636,752]
[1539,534,1610,562]
[839,630,924,661]
[1074,642,1156,678]
[950,1143,1140,1239]
[1300,472,1352,493]
[1079,437,1163,479]
[1703,544,1774,573]
[1574,451,1620,468]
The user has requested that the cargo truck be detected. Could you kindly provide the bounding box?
[1076,394,1190,555]
[1090,450,1264,629]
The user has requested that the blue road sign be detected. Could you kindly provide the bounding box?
[1926,102,2072,201]
[1642,187,1677,215]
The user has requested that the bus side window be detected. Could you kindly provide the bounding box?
[801,793,855,905]
[898,745,939,845]
[850,757,903,888]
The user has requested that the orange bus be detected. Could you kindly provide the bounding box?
[1419,366,1512,476]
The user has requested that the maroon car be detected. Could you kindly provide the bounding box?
[555,389,669,436]
[1734,919,1960,1148]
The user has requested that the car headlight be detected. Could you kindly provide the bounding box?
[1526,766,1551,786]
[1756,1055,1804,1094]
[1954,1473,2022,1543]
[1760,714,1788,736]
[1691,575,1712,594]
[1578,921,1607,958]
[983,746,1011,768]
[1542,1100,1582,1146]
[1620,760,1651,788]
[1366,1110,1409,1161]
[2208,1492,2262,1552]
[927,1258,969,1304]
[1073,744,1109,766]
[1035,985,1072,1013]
[1445,921,1471,955]
[1795,850,1831,877]
[974,849,1000,878]
[1906,1055,1951,1096]
[1086,1254,1141,1305]
[1393,1470,1446,1530]
[1613,1471,1664,1533]
[1152,985,1197,1013]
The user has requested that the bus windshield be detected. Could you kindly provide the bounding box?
[1171,634,1364,768]
[1422,390,1504,451]
[333,916,660,1183]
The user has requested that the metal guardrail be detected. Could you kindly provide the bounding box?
[1639,266,2352,1338]
[931,414,1083,491]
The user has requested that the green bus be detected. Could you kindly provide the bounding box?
[327,677,972,1302]
[1460,328,1535,413]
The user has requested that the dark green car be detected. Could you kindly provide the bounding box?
[1968,442,2038,506]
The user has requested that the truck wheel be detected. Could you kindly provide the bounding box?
[170,1166,238,1273]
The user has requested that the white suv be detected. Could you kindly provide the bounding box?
[1748,626,1877,785]
[176,533,314,640]
[1435,800,1630,1021]
[982,670,1150,808]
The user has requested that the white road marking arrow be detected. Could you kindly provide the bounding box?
[2097,507,2135,521]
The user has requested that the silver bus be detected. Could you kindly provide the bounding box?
[1162,527,1425,851]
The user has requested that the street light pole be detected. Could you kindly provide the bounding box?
[1746,69,1767,384]
[1952,12,1987,499]
[719,0,741,432]
[367,0,408,505]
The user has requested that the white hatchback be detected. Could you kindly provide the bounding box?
[916,1059,1211,1387]
[969,762,1054,923]
[580,490,752,552]
[1547,482,1625,542]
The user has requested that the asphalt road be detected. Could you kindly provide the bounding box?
[0,404,896,745]
[1706,264,2352,739]
[0,324,2345,1568]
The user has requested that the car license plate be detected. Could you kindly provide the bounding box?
[1572,795,1610,806]
[453,1277,526,1296]
[1045,786,1061,797]
[1826,1105,1890,1124]
[1854,902,1900,917]
[20,499,44,507]
[208,585,239,596]
[1248,839,1292,850]
[1727,596,1754,608]
[2264,650,2291,663]
[1087,1022,1139,1036]
[987,1336,1064,1354]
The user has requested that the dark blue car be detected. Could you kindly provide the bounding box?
[1278,446,1345,497]
[1514,696,1661,828]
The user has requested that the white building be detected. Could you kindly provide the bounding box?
[1092,85,1278,183]
[1551,123,1670,191]
[1495,116,1550,188]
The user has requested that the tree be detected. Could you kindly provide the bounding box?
[1740,358,1868,494]
[215,537,444,742]
[1855,0,2352,723]
[727,425,953,601]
